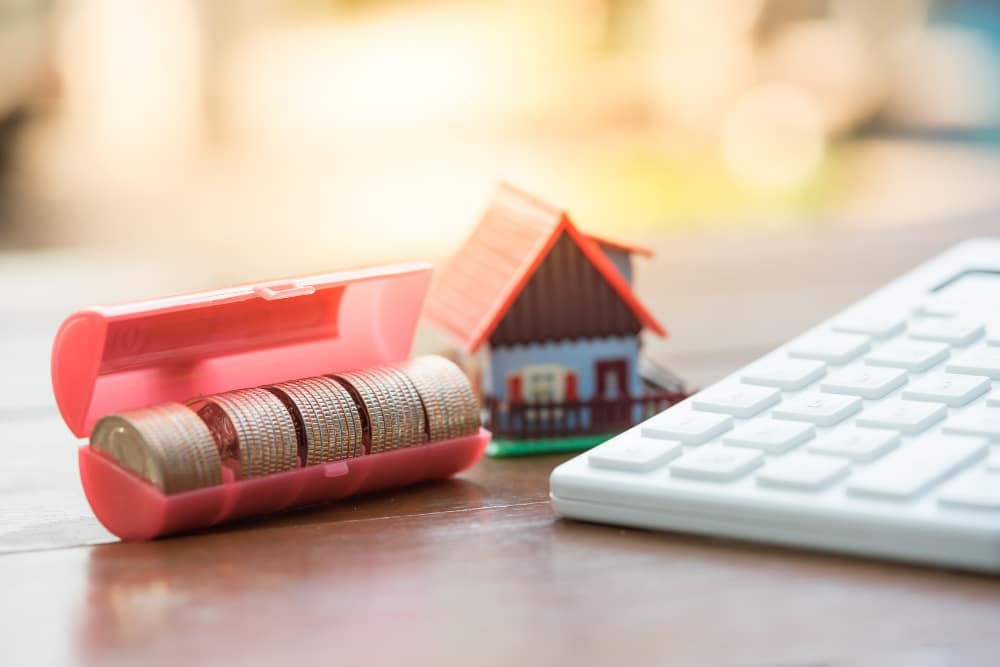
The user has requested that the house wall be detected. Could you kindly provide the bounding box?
[488,336,641,401]
[488,233,643,347]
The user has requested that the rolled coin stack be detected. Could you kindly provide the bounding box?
[90,403,223,494]
[195,388,300,480]
[88,355,481,494]
[331,365,427,454]
[397,356,480,441]
[266,376,363,464]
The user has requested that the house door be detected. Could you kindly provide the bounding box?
[593,359,629,429]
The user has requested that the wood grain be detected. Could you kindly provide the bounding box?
[2,216,1000,666]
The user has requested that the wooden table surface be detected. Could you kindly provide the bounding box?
[3,216,1000,666]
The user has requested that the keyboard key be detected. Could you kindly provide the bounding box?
[641,410,733,445]
[989,395,1000,407]
[865,339,950,372]
[756,453,850,490]
[789,332,870,364]
[772,393,862,427]
[987,448,1000,471]
[856,399,947,434]
[589,439,682,472]
[946,347,1000,380]
[820,366,907,399]
[913,294,966,318]
[722,419,815,453]
[943,407,1000,440]
[939,471,1000,510]
[808,426,900,462]
[741,358,826,391]
[692,384,781,418]
[902,373,990,407]
[832,312,906,339]
[847,433,988,499]
[909,318,984,346]
[669,445,763,482]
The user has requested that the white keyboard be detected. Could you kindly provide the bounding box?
[550,239,1000,573]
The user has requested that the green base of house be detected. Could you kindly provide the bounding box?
[486,434,613,458]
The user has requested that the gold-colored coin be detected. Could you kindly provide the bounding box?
[90,403,222,494]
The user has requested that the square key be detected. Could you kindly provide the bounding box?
[902,373,990,407]
[832,312,906,339]
[669,445,763,482]
[865,339,950,372]
[989,395,1000,408]
[789,332,870,364]
[772,393,862,427]
[939,470,1000,510]
[808,426,900,462]
[943,407,1000,440]
[641,410,733,445]
[856,399,947,434]
[723,419,815,453]
[756,453,850,490]
[692,384,781,418]
[909,318,984,346]
[946,347,1000,380]
[741,358,826,391]
[820,366,908,399]
[589,439,682,473]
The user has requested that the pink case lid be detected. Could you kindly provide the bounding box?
[52,262,433,437]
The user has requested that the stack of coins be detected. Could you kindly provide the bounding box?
[266,376,363,464]
[331,365,426,454]
[88,355,481,494]
[91,403,223,494]
[194,388,299,480]
[397,356,480,441]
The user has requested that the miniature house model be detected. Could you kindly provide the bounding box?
[425,184,686,456]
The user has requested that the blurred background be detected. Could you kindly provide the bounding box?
[2,0,1000,556]
[2,0,1000,276]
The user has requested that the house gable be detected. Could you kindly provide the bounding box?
[488,231,643,347]
[423,183,666,352]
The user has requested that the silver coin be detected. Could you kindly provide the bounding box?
[333,372,386,454]
[269,382,331,465]
[305,376,362,460]
[367,365,425,448]
[400,356,480,441]
[91,403,221,494]
[208,390,297,478]
[313,377,363,458]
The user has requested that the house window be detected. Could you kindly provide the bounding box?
[522,364,565,403]
[512,364,567,422]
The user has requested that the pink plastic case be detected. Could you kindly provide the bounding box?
[51,262,490,540]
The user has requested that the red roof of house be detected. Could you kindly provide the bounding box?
[584,232,654,258]
[425,183,667,353]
